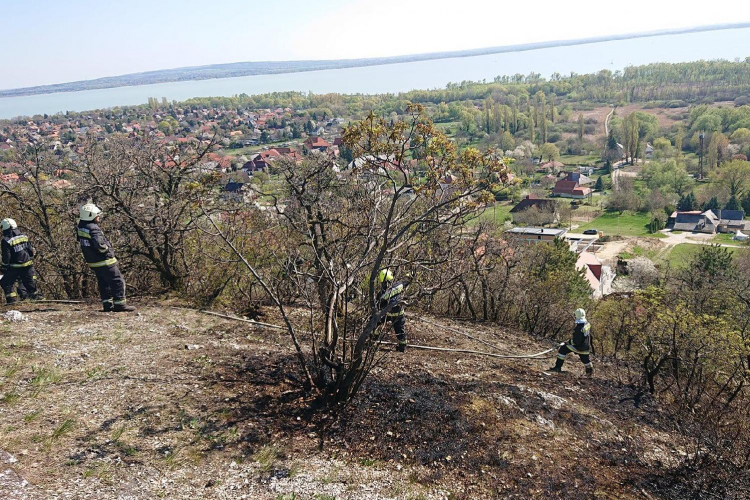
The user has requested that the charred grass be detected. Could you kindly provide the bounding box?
[0,304,738,498]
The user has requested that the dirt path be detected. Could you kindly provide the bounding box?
[604,107,615,136]
[594,239,630,266]
[659,230,746,248]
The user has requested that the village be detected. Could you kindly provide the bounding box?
[2,95,750,307]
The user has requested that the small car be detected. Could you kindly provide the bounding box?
[582,229,599,235]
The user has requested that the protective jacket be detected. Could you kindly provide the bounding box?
[378,280,406,319]
[571,320,591,353]
[77,220,117,267]
[1,228,34,270]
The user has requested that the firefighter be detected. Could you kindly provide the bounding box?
[1,218,41,303]
[376,269,408,352]
[76,204,135,312]
[549,308,593,376]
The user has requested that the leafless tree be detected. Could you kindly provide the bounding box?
[77,135,220,290]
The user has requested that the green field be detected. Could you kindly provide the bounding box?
[577,211,666,237]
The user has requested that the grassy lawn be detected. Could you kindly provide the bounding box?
[619,244,661,261]
[660,244,704,268]
[577,211,666,237]
[560,154,601,166]
[221,139,301,157]
[434,121,461,133]
[713,232,742,244]
[660,243,748,268]
[570,203,603,224]
[477,202,514,224]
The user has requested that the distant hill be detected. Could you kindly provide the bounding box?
[2,23,749,98]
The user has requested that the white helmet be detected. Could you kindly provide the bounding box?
[574,308,586,321]
[1,218,17,230]
[79,203,103,221]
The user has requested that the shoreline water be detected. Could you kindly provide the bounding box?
[1,27,749,119]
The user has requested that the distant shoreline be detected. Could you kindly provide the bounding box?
[2,22,749,99]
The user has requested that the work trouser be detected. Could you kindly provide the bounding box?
[92,264,127,308]
[17,279,28,299]
[1,266,39,303]
[556,343,592,370]
[388,312,407,345]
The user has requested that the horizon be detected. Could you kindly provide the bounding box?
[3,0,750,90]
[2,22,748,94]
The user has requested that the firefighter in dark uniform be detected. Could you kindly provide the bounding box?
[1,218,41,303]
[76,204,135,312]
[376,269,408,352]
[550,308,593,376]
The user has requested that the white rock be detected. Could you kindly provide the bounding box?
[2,310,26,322]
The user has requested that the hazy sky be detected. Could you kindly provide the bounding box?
[3,0,748,90]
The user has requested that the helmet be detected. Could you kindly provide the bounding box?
[574,308,586,321]
[1,218,17,230]
[79,203,102,221]
[377,269,394,284]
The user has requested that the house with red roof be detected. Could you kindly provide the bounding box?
[242,148,302,173]
[576,251,615,299]
[553,172,592,199]
[243,150,280,172]
[304,136,331,153]
[0,173,21,183]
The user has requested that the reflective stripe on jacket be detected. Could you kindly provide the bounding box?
[570,320,591,353]
[77,221,117,267]
[2,228,34,268]
[378,281,406,318]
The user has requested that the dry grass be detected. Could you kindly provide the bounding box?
[0,303,723,499]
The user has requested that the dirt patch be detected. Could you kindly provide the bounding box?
[0,304,713,499]
[586,103,729,137]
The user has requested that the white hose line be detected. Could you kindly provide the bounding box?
[378,340,556,359]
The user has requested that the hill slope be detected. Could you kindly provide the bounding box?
[0,303,708,499]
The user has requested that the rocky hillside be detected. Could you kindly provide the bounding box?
[0,302,707,499]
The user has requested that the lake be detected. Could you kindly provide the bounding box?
[2,28,749,119]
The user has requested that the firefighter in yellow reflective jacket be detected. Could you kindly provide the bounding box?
[376,269,407,352]
[549,308,593,377]
[1,218,41,303]
[76,204,135,312]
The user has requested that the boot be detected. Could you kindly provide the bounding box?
[102,301,113,312]
[396,341,407,353]
[585,366,594,378]
[113,303,136,312]
[549,358,564,373]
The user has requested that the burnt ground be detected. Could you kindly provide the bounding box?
[0,303,719,499]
